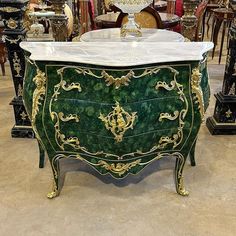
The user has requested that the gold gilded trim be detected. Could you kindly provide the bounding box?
[7,18,17,29]
[58,112,80,122]
[154,68,188,150]
[29,62,48,154]
[48,65,189,160]
[159,111,179,122]
[0,7,20,13]
[32,69,46,124]
[20,111,28,120]
[99,101,137,142]
[98,159,141,176]
[57,66,167,89]
[191,67,204,119]
[211,117,236,126]
[61,81,82,92]
[101,70,134,89]
[178,176,189,196]
[13,52,21,77]
[47,179,59,199]
[18,84,23,97]
[2,35,23,44]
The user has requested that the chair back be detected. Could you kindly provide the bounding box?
[116,6,163,29]
[195,0,208,41]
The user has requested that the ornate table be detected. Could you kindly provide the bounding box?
[95,12,180,29]
[21,41,213,198]
[80,28,184,42]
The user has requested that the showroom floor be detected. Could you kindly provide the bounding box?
[0,54,236,235]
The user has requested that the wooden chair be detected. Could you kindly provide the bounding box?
[195,0,208,41]
[211,7,234,63]
[116,6,164,29]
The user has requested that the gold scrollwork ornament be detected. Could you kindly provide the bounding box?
[13,52,21,77]
[7,18,18,29]
[0,7,20,13]
[178,176,189,196]
[20,111,28,121]
[99,102,137,142]
[98,159,141,176]
[32,69,47,123]
[191,68,204,119]
[18,84,23,97]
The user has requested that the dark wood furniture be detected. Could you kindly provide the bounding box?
[206,0,236,134]
[153,0,167,12]
[195,0,208,41]
[95,12,180,29]
[116,6,163,29]
[0,0,33,138]
[203,0,221,39]
[211,7,234,64]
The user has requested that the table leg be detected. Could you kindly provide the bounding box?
[202,10,207,40]
[212,17,223,59]
[1,63,5,76]
[219,20,227,64]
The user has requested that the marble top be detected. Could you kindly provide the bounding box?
[20,41,214,67]
[80,28,184,42]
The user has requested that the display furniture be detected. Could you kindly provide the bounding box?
[206,0,236,134]
[50,0,68,41]
[181,0,200,41]
[21,41,213,198]
[0,0,34,138]
[211,7,234,64]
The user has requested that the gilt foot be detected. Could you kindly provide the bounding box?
[47,190,58,199]
[47,179,59,199]
[177,177,189,196]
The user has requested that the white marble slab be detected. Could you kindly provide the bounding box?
[80,28,185,42]
[20,41,214,67]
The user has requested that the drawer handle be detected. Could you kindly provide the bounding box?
[99,101,137,143]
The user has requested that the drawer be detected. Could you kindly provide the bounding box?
[45,64,192,103]
[43,98,193,158]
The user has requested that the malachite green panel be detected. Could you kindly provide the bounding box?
[23,59,206,179]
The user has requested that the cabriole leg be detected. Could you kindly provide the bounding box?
[174,153,189,196]
[47,155,63,199]
[37,140,45,168]
[189,139,197,166]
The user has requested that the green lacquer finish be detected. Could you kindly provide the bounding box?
[23,57,210,197]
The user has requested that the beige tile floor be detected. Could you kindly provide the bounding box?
[0,51,236,235]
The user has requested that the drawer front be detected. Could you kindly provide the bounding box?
[41,63,195,161]
[45,64,192,103]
